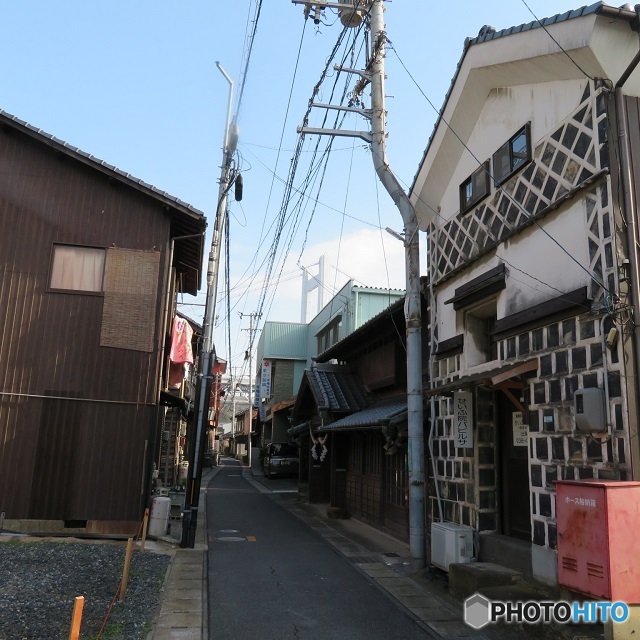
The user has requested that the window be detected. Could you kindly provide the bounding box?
[460,161,490,213]
[465,300,498,367]
[385,447,408,508]
[316,315,342,354]
[50,244,105,293]
[493,123,531,185]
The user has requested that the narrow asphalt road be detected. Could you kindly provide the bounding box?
[206,458,432,640]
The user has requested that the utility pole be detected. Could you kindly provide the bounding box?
[240,312,261,470]
[291,0,426,566]
[181,62,237,548]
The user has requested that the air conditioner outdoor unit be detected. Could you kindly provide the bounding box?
[431,522,474,571]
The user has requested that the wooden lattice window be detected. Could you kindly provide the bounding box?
[385,449,408,508]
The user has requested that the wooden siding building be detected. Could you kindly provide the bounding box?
[0,110,205,534]
[290,294,429,542]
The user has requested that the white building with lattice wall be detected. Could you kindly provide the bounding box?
[411,3,640,586]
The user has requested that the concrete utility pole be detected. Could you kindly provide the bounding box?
[240,312,261,470]
[181,62,237,548]
[291,0,426,566]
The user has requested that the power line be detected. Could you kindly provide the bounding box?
[253,19,366,332]
[387,39,613,297]
[519,0,596,81]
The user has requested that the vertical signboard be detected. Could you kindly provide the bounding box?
[512,411,528,446]
[260,360,272,399]
[453,391,473,449]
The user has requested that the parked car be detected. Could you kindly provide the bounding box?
[263,442,299,479]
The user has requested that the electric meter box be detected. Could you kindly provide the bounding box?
[556,480,640,602]
[573,388,605,433]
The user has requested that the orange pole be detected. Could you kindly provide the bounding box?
[68,596,84,640]
[140,509,150,552]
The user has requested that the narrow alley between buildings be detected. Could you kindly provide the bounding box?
[206,458,434,640]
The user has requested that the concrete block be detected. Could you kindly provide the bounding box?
[449,562,521,600]
[531,544,557,586]
[479,533,532,578]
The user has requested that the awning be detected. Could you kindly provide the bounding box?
[318,397,407,433]
[160,390,188,417]
[427,358,538,399]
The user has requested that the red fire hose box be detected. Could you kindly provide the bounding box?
[556,479,640,603]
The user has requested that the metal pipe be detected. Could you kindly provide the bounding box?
[248,314,254,470]
[600,315,612,434]
[614,26,640,478]
[369,0,425,567]
[615,86,640,479]
[216,61,234,156]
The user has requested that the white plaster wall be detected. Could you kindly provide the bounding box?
[495,201,590,318]
[413,12,640,228]
[438,79,586,218]
[434,198,590,345]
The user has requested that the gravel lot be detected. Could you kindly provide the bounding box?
[0,538,171,640]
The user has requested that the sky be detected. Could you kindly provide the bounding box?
[0,0,588,384]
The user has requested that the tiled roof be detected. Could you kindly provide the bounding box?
[318,396,407,432]
[288,422,310,437]
[410,2,637,194]
[305,363,370,413]
[465,2,604,48]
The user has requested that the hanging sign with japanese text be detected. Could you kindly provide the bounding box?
[512,411,528,446]
[260,360,272,399]
[453,391,473,448]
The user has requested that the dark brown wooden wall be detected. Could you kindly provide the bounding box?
[345,432,409,541]
[0,125,172,524]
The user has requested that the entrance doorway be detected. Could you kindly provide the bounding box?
[497,394,531,540]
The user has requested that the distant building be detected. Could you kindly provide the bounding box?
[255,281,404,448]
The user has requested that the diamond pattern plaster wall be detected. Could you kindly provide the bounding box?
[429,81,609,286]
[427,80,632,551]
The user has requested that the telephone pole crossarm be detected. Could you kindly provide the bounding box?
[297,126,373,143]
[311,102,372,120]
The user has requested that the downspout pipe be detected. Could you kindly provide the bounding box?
[615,18,640,480]
[615,8,640,480]
[369,0,425,567]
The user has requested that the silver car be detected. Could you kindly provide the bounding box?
[263,442,299,479]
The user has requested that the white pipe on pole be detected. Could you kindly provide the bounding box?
[368,0,425,567]
[181,63,235,548]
